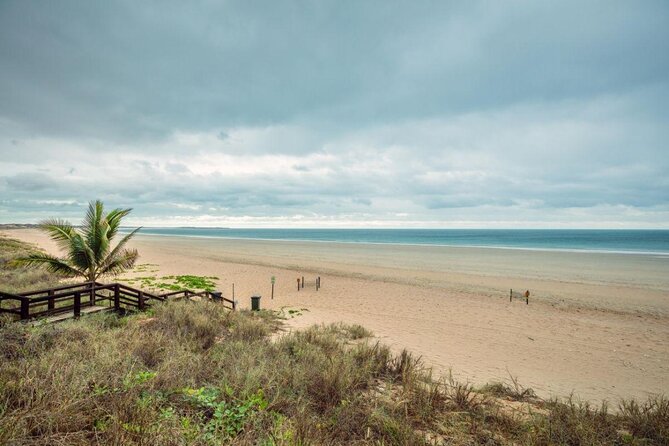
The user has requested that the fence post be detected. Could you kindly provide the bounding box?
[48,289,55,311]
[74,292,81,318]
[114,284,120,311]
[510,289,512,302]
[20,297,30,320]
[90,282,96,306]
[138,291,145,310]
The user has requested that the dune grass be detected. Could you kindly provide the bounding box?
[0,233,61,294]
[0,301,666,445]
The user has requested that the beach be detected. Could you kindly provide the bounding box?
[5,228,669,404]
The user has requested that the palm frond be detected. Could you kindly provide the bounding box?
[97,248,138,277]
[83,200,110,260]
[105,207,132,242]
[12,252,84,277]
[38,219,76,253]
[98,227,141,275]
[67,232,96,273]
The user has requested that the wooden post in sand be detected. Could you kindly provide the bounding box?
[301,276,305,289]
[271,276,275,299]
[114,284,120,311]
[73,292,81,318]
[510,289,512,302]
[232,283,235,301]
[297,278,300,291]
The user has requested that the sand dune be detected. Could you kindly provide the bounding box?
[5,229,668,404]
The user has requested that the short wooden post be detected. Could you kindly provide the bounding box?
[74,292,81,318]
[20,297,30,320]
[510,289,512,302]
[138,291,145,310]
[271,283,274,299]
[114,284,120,311]
[48,289,55,311]
[301,276,304,289]
[90,282,96,306]
[232,283,235,300]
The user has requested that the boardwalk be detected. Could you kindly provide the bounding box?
[42,305,111,324]
[0,281,235,323]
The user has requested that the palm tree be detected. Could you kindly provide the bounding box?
[16,200,141,282]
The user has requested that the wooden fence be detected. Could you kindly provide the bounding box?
[0,281,236,322]
[510,288,530,305]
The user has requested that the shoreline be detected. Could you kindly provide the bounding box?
[119,229,669,257]
[3,228,669,404]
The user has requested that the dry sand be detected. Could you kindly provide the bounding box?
[4,229,669,404]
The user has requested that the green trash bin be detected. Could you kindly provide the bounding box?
[251,295,261,311]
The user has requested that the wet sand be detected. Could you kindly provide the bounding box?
[5,229,669,404]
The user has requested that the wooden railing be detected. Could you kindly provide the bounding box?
[0,281,236,321]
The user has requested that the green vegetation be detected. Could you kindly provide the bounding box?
[14,200,140,282]
[122,274,219,292]
[278,306,310,319]
[134,263,160,273]
[0,234,61,294]
[0,301,666,445]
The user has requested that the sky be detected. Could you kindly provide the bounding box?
[1,1,668,228]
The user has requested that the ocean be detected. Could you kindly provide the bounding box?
[123,228,669,255]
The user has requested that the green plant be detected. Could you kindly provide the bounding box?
[13,200,141,282]
[183,386,269,441]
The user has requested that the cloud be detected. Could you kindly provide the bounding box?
[0,1,667,227]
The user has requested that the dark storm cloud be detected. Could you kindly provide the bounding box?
[1,1,667,141]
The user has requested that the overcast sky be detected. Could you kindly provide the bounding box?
[1,1,667,228]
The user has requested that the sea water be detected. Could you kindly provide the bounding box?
[121,228,669,255]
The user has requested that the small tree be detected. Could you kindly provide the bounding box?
[16,200,141,282]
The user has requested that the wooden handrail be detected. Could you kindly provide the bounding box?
[19,281,98,297]
[1,281,235,321]
[0,291,25,302]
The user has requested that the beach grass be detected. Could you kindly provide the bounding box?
[0,300,667,445]
[0,233,61,294]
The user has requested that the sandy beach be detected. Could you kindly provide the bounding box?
[4,228,669,404]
